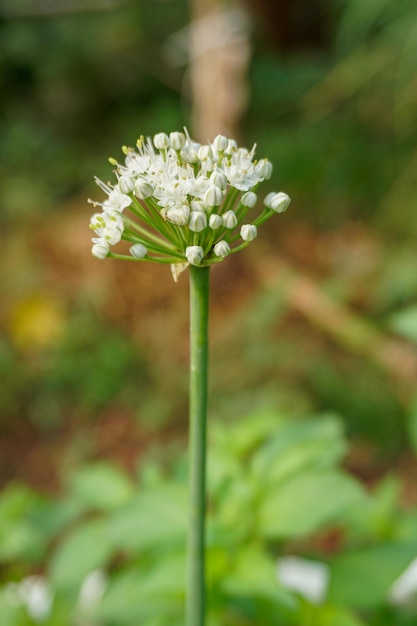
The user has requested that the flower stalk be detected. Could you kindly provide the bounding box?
[87,128,291,625]
[187,265,210,626]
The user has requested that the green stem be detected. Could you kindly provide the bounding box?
[187,265,210,626]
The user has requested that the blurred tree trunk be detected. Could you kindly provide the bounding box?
[188,0,251,142]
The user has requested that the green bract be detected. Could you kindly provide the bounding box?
[88,130,290,269]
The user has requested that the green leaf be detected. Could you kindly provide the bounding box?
[210,477,254,538]
[0,484,46,563]
[96,554,184,624]
[29,496,86,542]
[345,474,401,541]
[49,519,113,593]
[66,462,135,512]
[328,542,417,608]
[0,589,25,626]
[259,470,366,539]
[222,545,297,610]
[397,509,417,543]
[407,391,417,457]
[208,448,241,498]
[251,416,347,489]
[388,305,417,343]
[210,410,283,460]
[106,484,187,553]
[314,604,366,626]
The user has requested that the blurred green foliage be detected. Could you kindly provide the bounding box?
[0,310,148,429]
[0,1,187,221]
[248,0,417,235]
[1,411,417,625]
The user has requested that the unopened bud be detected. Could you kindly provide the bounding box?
[198,145,213,161]
[241,191,257,208]
[134,180,154,200]
[166,205,190,226]
[92,242,109,259]
[264,192,291,213]
[222,210,238,229]
[130,243,148,258]
[210,171,228,190]
[181,148,198,164]
[186,246,204,266]
[256,159,273,180]
[190,200,205,212]
[118,175,135,194]
[225,139,238,155]
[204,185,224,207]
[213,134,229,152]
[209,214,222,230]
[153,132,170,150]
[189,211,207,233]
[240,224,257,242]
[170,131,186,150]
[213,240,231,258]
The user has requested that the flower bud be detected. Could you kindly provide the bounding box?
[222,210,238,229]
[256,159,273,180]
[92,242,109,259]
[130,243,148,258]
[213,240,231,258]
[192,175,210,195]
[188,211,207,233]
[181,148,198,164]
[198,145,213,161]
[186,246,204,266]
[225,139,238,155]
[166,205,190,226]
[204,185,224,207]
[118,175,135,194]
[190,199,206,212]
[210,171,228,190]
[213,134,229,152]
[134,180,154,200]
[169,131,185,150]
[240,224,257,242]
[153,132,170,150]
[202,157,214,173]
[264,192,291,213]
[209,214,222,229]
[241,191,257,208]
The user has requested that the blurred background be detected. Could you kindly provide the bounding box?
[1,0,417,624]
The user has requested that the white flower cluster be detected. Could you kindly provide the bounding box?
[88,130,290,268]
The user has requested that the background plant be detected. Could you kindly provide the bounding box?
[2,411,417,626]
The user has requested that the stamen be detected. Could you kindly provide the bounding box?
[94,177,112,194]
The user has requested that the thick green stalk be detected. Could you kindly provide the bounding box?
[187,265,210,626]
